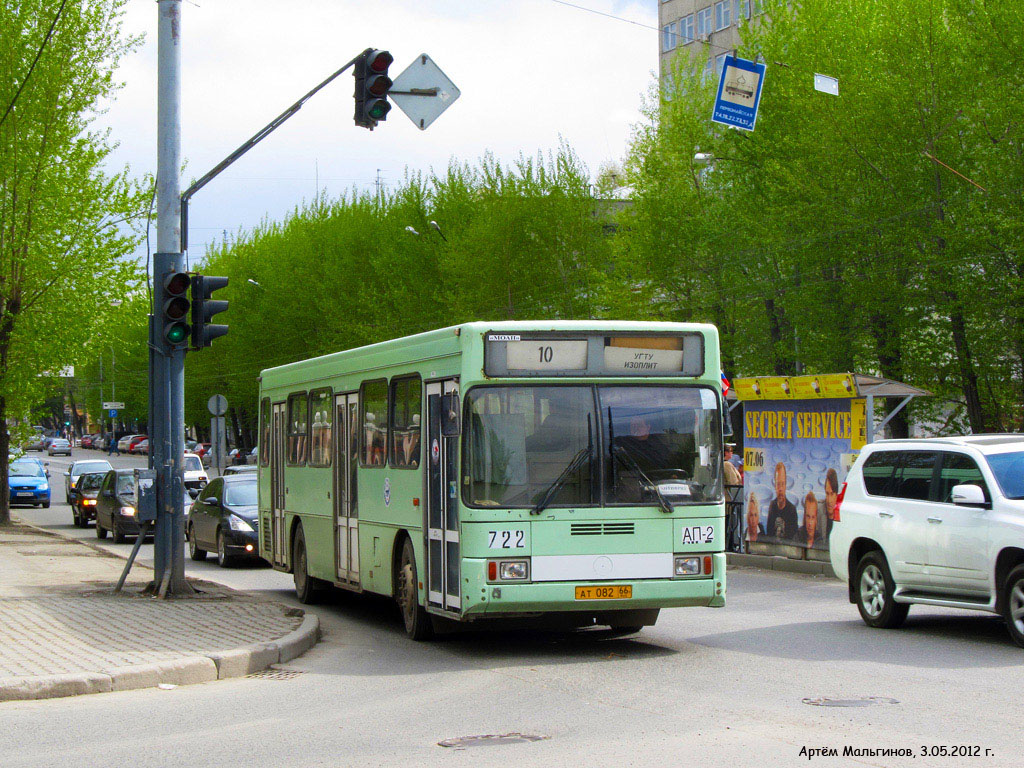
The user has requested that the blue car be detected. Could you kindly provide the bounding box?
[9,457,51,508]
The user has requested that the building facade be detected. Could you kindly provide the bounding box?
[659,0,760,85]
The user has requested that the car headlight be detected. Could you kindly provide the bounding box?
[120,506,136,516]
[228,514,254,532]
[674,556,701,576]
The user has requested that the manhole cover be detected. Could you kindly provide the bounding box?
[438,734,549,749]
[246,667,304,680]
[802,696,899,707]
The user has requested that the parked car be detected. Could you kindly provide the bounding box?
[126,435,148,453]
[72,471,107,528]
[47,438,72,456]
[94,469,144,544]
[183,452,209,493]
[8,457,50,508]
[22,434,46,452]
[64,459,113,503]
[80,435,94,449]
[134,438,149,455]
[117,433,141,452]
[830,435,1024,647]
[223,464,257,476]
[188,475,259,567]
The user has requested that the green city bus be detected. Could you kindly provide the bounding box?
[258,321,727,639]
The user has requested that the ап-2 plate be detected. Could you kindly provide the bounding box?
[575,585,632,600]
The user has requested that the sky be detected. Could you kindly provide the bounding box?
[100,0,659,260]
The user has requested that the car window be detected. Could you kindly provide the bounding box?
[891,452,936,501]
[184,456,203,472]
[73,461,111,475]
[204,478,223,502]
[985,451,1024,500]
[9,461,44,477]
[861,451,898,496]
[116,475,134,495]
[937,453,990,503]
[79,473,105,491]
[225,481,257,506]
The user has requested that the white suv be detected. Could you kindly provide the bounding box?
[830,436,1024,647]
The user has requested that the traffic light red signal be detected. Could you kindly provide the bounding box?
[354,48,393,129]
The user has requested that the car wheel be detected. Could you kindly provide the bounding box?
[96,520,107,539]
[188,524,207,561]
[608,625,644,635]
[1002,565,1024,648]
[65,494,70,504]
[855,550,909,629]
[42,500,50,509]
[292,524,326,604]
[72,508,82,528]
[112,519,126,544]
[396,537,433,641]
[216,530,233,568]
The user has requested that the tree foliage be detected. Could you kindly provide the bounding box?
[0,0,145,522]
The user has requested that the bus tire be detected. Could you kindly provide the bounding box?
[292,523,326,604]
[396,537,433,641]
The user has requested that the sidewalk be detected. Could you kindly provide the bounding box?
[0,520,319,703]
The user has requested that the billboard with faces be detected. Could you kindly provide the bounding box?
[742,398,865,550]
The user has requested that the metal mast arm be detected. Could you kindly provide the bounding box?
[179,52,363,250]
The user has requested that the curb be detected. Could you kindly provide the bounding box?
[727,551,837,578]
[0,613,320,703]
[1,519,322,703]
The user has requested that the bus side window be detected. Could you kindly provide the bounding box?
[360,379,389,467]
[390,376,422,468]
[287,392,308,465]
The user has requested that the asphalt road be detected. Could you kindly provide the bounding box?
[6,448,1023,768]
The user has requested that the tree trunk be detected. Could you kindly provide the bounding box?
[946,298,986,432]
[0,395,10,525]
[869,311,909,439]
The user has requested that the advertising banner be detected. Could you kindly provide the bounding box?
[743,398,865,551]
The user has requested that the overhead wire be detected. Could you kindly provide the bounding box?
[0,0,70,130]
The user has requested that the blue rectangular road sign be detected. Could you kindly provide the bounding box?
[711,55,767,131]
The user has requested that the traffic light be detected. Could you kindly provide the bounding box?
[191,275,229,349]
[354,48,393,129]
[161,271,191,347]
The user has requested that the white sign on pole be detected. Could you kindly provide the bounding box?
[208,393,228,417]
[390,54,461,131]
[813,73,839,95]
[103,401,126,410]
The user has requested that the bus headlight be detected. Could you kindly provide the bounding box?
[488,559,530,582]
[674,556,701,576]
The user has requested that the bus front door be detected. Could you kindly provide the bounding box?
[333,392,359,586]
[270,402,287,568]
[426,379,460,614]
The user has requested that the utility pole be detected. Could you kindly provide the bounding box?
[153,0,191,596]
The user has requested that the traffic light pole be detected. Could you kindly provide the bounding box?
[154,0,191,597]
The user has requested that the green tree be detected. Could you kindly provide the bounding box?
[1,0,145,523]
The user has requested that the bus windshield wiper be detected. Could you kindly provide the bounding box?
[530,446,592,516]
[531,417,593,517]
[611,443,674,514]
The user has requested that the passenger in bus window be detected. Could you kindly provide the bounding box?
[616,414,672,472]
[403,413,420,466]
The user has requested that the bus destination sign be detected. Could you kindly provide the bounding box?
[506,339,587,371]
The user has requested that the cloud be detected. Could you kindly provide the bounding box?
[100,0,657,255]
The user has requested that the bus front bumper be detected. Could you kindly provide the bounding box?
[461,552,726,616]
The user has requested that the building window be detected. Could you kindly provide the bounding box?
[680,14,695,44]
[286,392,308,466]
[696,7,713,37]
[390,376,422,469]
[715,53,728,80]
[715,0,731,31]
[308,388,332,467]
[734,0,750,20]
[662,22,677,52]
[360,379,388,467]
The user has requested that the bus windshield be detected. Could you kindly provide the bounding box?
[465,385,722,508]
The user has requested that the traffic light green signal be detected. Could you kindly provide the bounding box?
[162,271,191,347]
[354,48,393,129]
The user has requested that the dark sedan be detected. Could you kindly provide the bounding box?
[95,469,144,543]
[72,471,107,527]
[187,475,259,567]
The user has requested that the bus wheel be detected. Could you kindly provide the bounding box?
[292,524,326,604]
[397,537,433,641]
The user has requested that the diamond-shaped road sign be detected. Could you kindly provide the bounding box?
[390,54,460,131]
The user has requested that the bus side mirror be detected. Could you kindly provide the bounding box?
[441,393,460,437]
